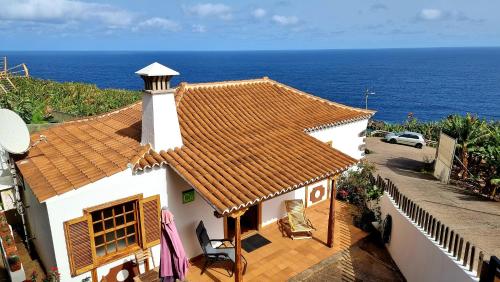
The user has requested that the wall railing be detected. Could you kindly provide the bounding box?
[369,174,498,280]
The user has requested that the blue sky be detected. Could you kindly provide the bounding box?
[0,0,498,50]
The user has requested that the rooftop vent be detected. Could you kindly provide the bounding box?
[135,62,179,92]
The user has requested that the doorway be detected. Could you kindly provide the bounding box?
[225,204,261,239]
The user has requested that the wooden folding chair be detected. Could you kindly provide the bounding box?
[285,199,315,239]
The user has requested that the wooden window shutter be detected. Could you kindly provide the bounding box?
[139,195,161,248]
[64,215,95,276]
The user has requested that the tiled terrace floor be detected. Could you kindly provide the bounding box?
[186,199,367,282]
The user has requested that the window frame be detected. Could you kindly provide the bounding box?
[84,194,143,266]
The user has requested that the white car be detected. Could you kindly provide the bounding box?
[384,131,426,149]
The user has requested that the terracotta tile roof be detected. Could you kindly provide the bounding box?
[16,103,143,202]
[17,77,373,210]
[133,78,373,215]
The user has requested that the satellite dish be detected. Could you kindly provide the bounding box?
[0,109,30,154]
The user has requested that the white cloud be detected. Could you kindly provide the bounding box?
[0,0,133,27]
[135,17,180,32]
[272,15,299,26]
[252,8,267,19]
[416,8,482,23]
[192,24,206,33]
[185,3,232,20]
[418,9,444,21]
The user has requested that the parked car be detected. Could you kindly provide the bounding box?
[384,131,426,149]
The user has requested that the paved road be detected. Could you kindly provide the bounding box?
[366,137,500,260]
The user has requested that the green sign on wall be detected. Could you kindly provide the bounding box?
[182,189,195,204]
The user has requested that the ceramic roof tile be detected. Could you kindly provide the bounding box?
[18,78,373,206]
[131,78,373,215]
[17,103,143,202]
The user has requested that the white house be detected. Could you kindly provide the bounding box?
[16,63,373,282]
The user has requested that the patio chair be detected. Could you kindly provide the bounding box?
[196,221,247,277]
[134,248,153,273]
[285,199,315,239]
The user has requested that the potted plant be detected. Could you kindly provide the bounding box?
[8,254,21,272]
[0,214,9,230]
[45,267,61,282]
[3,234,17,254]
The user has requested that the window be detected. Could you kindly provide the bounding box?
[90,200,138,258]
[65,194,161,276]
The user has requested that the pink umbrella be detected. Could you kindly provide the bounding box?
[160,209,189,282]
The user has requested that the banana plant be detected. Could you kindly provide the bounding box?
[442,114,491,179]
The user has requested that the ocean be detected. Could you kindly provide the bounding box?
[2,48,500,123]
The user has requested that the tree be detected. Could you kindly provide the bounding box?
[474,124,500,197]
[442,114,491,179]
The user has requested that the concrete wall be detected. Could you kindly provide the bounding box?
[0,148,13,190]
[44,168,168,282]
[380,193,476,282]
[262,187,305,227]
[308,118,368,160]
[23,181,57,273]
[165,167,223,259]
[27,165,221,282]
[261,178,330,227]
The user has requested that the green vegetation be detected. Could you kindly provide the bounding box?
[442,114,492,179]
[0,77,141,124]
[370,113,499,198]
[370,113,442,141]
[336,161,383,231]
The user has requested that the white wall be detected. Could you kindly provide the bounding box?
[262,187,305,227]
[44,168,168,282]
[380,193,476,282]
[308,118,368,160]
[165,167,223,259]
[0,148,14,190]
[141,92,183,151]
[29,164,223,282]
[22,182,57,273]
[261,178,332,227]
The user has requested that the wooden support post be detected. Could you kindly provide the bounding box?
[327,177,336,248]
[235,215,242,282]
[22,63,29,77]
[230,209,247,282]
[91,268,97,282]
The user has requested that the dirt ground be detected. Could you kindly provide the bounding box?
[365,137,500,260]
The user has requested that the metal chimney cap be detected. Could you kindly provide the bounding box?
[135,62,180,77]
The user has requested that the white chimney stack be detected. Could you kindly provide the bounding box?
[135,62,183,151]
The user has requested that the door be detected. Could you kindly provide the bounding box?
[226,204,261,239]
[398,134,412,145]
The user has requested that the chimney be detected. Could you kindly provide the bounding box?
[135,62,183,150]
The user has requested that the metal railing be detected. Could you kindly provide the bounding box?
[1,56,29,78]
[370,174,488,278]
[479,256,500,282]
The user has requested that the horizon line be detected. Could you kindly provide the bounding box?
[2,46,500,52]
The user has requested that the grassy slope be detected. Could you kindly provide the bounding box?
[1,77,141,123]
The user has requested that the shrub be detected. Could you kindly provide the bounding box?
[2,77,141,124]
[336,161,383,231]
